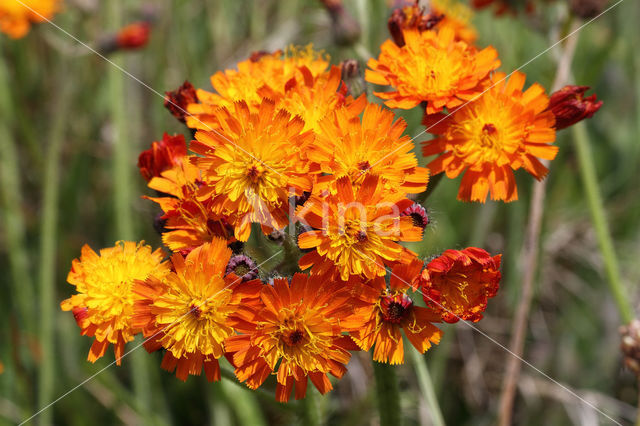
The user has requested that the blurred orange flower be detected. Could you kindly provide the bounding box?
[225,274,358,402]
[0,0,60,39]
[115,21,150,50]
[60,241,169,365]
[419,247,501,323]
[297,175,421,281]
[133,239,262,382]
[366,27,499,113]
[430,0,478,44]
[349,260,442,364]
[422,71,557,202]
[190,99,315,241]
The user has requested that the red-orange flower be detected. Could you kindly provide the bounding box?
[422,71,557,202]
[190,99,315,241]
[548,85,603,130]
[61,242,170,365]
[138,133,187,182]
[297,175,421,281]
[146,161,234,253]
[132,239,262,382]
[366,27,499,113]
[309,102,429,194]
[225,273,358,402]
[348,260,442,364]
[419,247,501,323]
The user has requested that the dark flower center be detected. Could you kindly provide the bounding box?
[189,304,202,319]
[358,161,371,171]
[356,230,368,242]
[287,330,305,346]
[233,262,251,277]
[410,212,427,228]
[386,302,407,322]
[482,123,497,134]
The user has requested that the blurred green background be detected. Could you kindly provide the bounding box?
[1,0,639,424]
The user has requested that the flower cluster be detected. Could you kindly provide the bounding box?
[61,0,601,403]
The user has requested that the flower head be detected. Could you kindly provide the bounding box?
[430,0,477,44]
[146,161,235,252]
[297,175,421,281]
[548,85,603,130]
[309,102,429,194]
[60,242,169,365]
[348,260,441,364]
[0,0,60,39]
[366,27,499,113]
[225,273,358,402]
[419,247,501,323]
[186,45,329,129]
[387,2,443,47]
[164,81,199,123]
[138,133,187,182]
[132,239,262,381]
[190,99,315,241]
[422,71,557,202]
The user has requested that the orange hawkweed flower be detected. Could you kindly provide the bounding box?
[348,260,442,364]
[260,65,367,134]
[146,161,234,253]
[309,102,429,194]
[138,133,187,182]
[132,239,262,382]
[60,241,169,365]
[115,21,151,50]
[297,175,421,281]
[419,247,501,323]
[225,273,358,402]
[422,71,557,202]
[186,45,329,129]
[430,0,478,44]
[0,0,60,39]
[366,26,500,113]
[190,99,315,241]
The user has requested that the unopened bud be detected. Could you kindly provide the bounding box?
[548,85,603,130]
[569,0,608,19]
[164,81,199,124]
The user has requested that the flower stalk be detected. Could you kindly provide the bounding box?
[373,360,401,426]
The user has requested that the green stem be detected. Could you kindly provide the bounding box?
[299,388,320,426]
[37,69,74,426]
[572,122,633,323]
[106,0,151,420]
[409,349,445,426]
[372,360,401,426]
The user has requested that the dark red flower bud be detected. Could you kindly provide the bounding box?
[388,4,443,47]
[116,22,151,49]
[137,133,187,182]
[164,81,199,123]
[569,0,609,19]
[548,85,603,130]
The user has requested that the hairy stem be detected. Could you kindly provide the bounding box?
[410,349,445,426]
[373,360,401,426]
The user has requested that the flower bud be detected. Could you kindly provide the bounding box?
[226,254,259,282]
[137,133,187,182]
[569,0,609,19]
[388,3,442,47]
[620,320,640,377]
[164,81,199,123]
[401,203,430,230]
[115,21,151,50]
[548,85,603,130]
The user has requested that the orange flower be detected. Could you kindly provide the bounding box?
[260,65,366,134]
[366,26,499,113]
[190,99,315,241]
[225,273,358,402]
[297,175,421,281]
[430,0,478,44]
[132,239,262,382]
[186,45,329,130]
[422,71,557,202]
[138,133,187,182]
[0,0,60,39]
[309,102,429,194]
[387,2,443,47]
[146,161,234,253]
[348,260,441,364]
[419,247,501,323]
[60,242,169,365]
